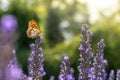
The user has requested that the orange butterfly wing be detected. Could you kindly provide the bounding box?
[26,20,42,38]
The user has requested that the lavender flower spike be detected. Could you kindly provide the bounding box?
[116,70,120,80]
[93,39,107,80]
[28,36,46,80]
[78,24,93,80]
[5,50,23,80]
[108,70,114,80]
[59,55,75,80]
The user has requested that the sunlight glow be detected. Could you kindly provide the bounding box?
[51,0,60,8]
[65,0,73,4]
[0,0,9,11]
[79,0,118,23]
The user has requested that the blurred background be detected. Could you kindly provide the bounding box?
[0,0,120,79]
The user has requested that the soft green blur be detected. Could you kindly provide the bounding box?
[0,0,120,80]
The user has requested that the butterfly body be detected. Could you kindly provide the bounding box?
[26,20,41,38]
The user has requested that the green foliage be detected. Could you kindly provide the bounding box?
[52,0,89,35]
[43,35,80,79]
[17,50,30,74]
[45,9,64,47]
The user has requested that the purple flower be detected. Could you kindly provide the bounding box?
[93,39,107,80]
[0,15,18,80]
[79,45,84,52]
[0,15,17,32]
[20,73,29,80]
[108,70,114,80]
[59,55,74,80]
[27,77,33,80]
[49,76,55,80]
[5,50,23,80]
[78,24,93,80]
[116,70,120,80]
[28,36,46,80]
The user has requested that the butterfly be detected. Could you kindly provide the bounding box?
[26,20,42,38]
